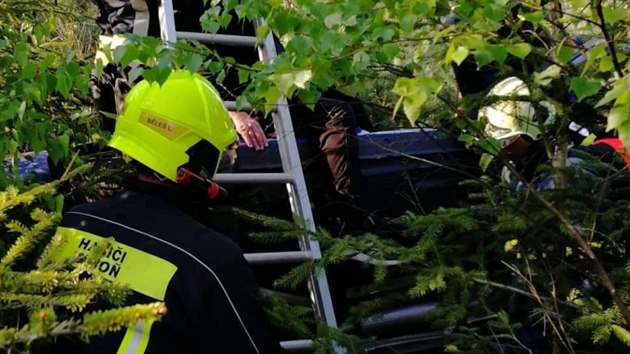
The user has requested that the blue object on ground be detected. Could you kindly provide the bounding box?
[6,151,51,182]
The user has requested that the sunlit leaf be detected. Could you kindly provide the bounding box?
[506,43,531,59]
[534,65,562,87]
[570,77,601,102]
[381,43,400,60]
[596,78,627,108]
[607,103,630,131]
[602,7,629,25]
[451,46,470,65]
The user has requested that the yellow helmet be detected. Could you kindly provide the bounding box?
[108,70,237,182]
[479,76,555,143]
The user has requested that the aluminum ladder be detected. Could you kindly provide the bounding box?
[157,2,341,352]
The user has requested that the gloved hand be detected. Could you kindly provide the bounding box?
[229,111,268,151]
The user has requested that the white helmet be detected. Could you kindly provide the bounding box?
[479,76,554,143]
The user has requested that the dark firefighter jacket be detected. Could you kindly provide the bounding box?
[47,183,280,354]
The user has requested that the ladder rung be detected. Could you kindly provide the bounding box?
[224,101,251,111]
[223,100,275,113]
[176,31,257,46]
[244,251,313,265]
[280,340,314,351]
[214,173,294,184]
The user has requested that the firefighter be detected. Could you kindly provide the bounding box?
[50,70,280,353]
[480,76,628,189]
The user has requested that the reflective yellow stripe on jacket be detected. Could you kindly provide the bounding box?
[54,227,178,301]
[116,319,155,354]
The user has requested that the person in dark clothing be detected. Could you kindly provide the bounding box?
[201,11,372,199]
[50,71,280,353]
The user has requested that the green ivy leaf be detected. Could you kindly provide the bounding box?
[393,77,440,125]
[602,7,629,25]
[262,86,281,116]
[450,46,470,66]
[534,65,562,87]
[556,44,574,65]
[618,120,630,154]
[324,12,342,29]
[570,77,601,102]
[120,45,140,69]
[48,134,70,164]
[55,70,70,99]
[237,68,250,85]
[27,124,47,153]
[41,55,55,71]
[393,77,416,97]
[128,66,144,84]
[607,97,630,132]
[459,34,486,49]
[415,0,437,16]
[486,45,508,64]
[476,137,500,155]
[21,61,37,80]
[474,48,494,67]
[269,72,295,95]
[182,53,204,73]
[506,43,532,59]
[381,43,400,60]
[483,4,506,22]
[599,56,614,72]
[457,134,474,147]
[0,102,19,122]
[255,24,270,40]
[400,14,416,34]
[297,89,321,111]
[14,42,29,66]
[403,92,428,125]
[286,36,313,54]
[596,78,627,108]
[581,43,606,75]
[521,10,544,24]
[293,70,312,89]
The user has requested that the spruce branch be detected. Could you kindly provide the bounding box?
[36,233,66,270]
[0,184,56,220]
[273,262,315,290]
[234,207,310,232]
[0,293,93,312]
[81,302,167,336]
[1,210,60,267]
[261,293,313,338]
[0,303,166,348]
[495,150,630,326]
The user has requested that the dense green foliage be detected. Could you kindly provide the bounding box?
[0,0,100,179]
[202,1,630,352]
[4,0,630,352]
[0,2,164,352]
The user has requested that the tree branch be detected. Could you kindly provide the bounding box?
[521,174,630,325]
[472,278,577,309]
[595,0,625,78]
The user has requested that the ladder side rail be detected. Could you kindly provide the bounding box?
[156,6,341,350]
[254,19,339,332]
[157,0,177,43]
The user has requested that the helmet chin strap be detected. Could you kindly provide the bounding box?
[175,167,227,201]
